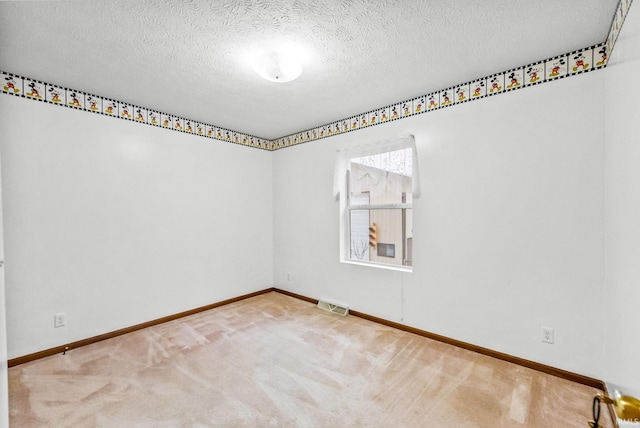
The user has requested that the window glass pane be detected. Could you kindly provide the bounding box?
[405,208,413,267]
[350,147,413,206]
[349,209,370,261]
[349,208,412,267]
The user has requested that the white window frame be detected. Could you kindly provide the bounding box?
[334,134,419,272]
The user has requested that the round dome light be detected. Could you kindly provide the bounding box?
[251,52,302,83]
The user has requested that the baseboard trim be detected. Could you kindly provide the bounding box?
[8,287,276,368]
[274,288,319,304]
[273,288,606,391]
[7,286,607,394]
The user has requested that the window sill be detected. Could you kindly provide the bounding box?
[341,259,412,273]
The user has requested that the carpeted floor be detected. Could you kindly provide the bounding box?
[9,292,611,427]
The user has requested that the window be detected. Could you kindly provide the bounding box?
[335,134,419,270]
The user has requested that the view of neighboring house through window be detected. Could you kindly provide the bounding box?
[347,147,413,268]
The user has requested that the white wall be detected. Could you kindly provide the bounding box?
[3,19,635,391]
[0,95,273,359]
[273,71,606,378]
[604,3,640,397]
[0,156,8,428]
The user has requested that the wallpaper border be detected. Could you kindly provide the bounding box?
[0,72,271,151]
[271,42,607,150]
[0,0,633,152]
[607,0,634,55]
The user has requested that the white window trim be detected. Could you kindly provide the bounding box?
[342,259,413,273]
[335,133,419,271]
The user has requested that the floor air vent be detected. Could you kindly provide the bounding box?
[317,299,349,316]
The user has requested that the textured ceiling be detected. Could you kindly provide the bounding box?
[0,0,619,140]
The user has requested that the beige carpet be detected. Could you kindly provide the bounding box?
[9,292,611,427]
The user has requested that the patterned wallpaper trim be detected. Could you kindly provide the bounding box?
[0,73,271,151]
[273,0,633,150]
[607,0,634,56]
[0,0,633,152]
[272,42,607,150]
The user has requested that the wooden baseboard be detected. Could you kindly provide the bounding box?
[7,285,607,394]
[272,288,606,391]
[8,288,276,368]
[273,288,319,305]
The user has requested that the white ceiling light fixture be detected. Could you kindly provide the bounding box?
[251,52,302,83]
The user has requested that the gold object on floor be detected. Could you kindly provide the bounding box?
[597,391,640,420]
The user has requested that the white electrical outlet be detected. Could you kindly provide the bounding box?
[54,312,66,328]
[542,327,554,344]
[287,272,291,281]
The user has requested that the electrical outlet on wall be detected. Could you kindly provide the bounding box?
[542,326,554,344]
[54,312,66,328]
[287,272,291,281]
